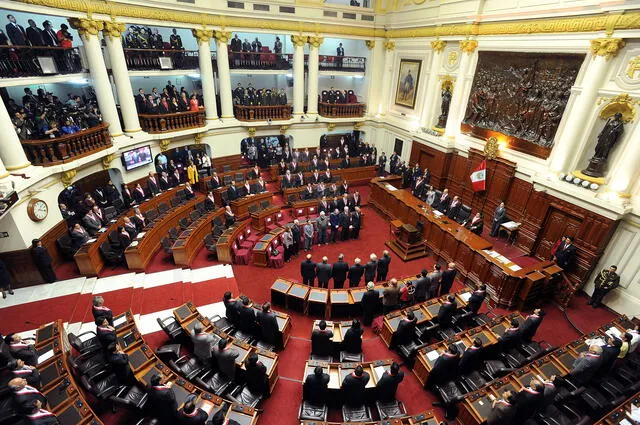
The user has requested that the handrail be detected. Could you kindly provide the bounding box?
[319,55,366,72]
[0,45,83,77]
[233,104,292,121]
[21,122,112,166]
[227,49,292,70]
[138,108,205,133]
[123,48,199,70]
[318,102,366,118]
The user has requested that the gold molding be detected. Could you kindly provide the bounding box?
[0,172,9,179]
[590,38,626,60]
[159,139,171,152]
[459,39,478,54]
[308,36,324,48]
[68,18,103,36]
[365,40,375,50]
[383,39,396,51]
[596,93,638,123]
[279,125,289,135]
[214,30,231,43]
[61,169,77,187]
[571,170,606,185]
[291,35,307,47]
[5,161,31,171]
[353,121,363,130]
[484,137,499,160]
[194,133,204,144]
[101,153,118,170]
[247,127,256,136]
[327,123,336,131]
[102,21,125,39]
[193,29,214,43]
[626,56,640,79]
[431,39,446,53]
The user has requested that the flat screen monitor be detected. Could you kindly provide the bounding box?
[122,145,153,171]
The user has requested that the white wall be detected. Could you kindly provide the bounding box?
[319,37,368,59]
[231,32,290,54]
[0,8,81,47]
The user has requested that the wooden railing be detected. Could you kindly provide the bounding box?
[138,108,206,133]
[0,45,83,77]
[234,104,293,121]
[228,49,292,70]
[123,48,199,70]
[318,102,366,118]
[21,123,112,166]
[318,55,366,72]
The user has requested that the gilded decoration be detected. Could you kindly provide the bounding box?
[431,39,446,53]
[447,51,458,66]
[214,31,231,43]
[247,127,256,137]
[484,137,499,160]
[194,133,204,144]
[353,122,363,130]
[61,169,77,187]
[279,126,289,135]
[365,40,376,50]
[383,40,396,51]
[459,39,478,54]
[101,153,118,170]
[308,36,324,48]
[159,139,171,152]
[590,38,626,60]
[68,18,103,36]
[102,21,125,39]
[193,29,214,44]
[327,123,336,131]
[626,56,640,80]
[596,93,638,123]
[291,35,307,47]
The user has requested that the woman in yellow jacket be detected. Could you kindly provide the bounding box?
[187,160,199,185]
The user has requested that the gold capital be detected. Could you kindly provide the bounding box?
[248,127,256,137]
[365,40,375,50]
[61,169,77,187]
[159,139,171,152]
[459,39,478,54]
[102,21,125,39]
[327,123,336,131]
[280,125,289,135]
[68,18,103,37]
[383,39,395,51]
[214,30,231,43]
[431,39,447,53]
[291,35,307,47]
[590,38,625,60]
[101,153,118,170]
[308,36,324,48]
[192,29,214,44]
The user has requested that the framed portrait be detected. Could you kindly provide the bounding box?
[394,59,422,109]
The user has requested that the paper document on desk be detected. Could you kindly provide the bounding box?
[628,404,640,422]
[433,210,443,217]
[586,337,606,346]
[605,327,622,339]
[137,232,146,239]
[488,251,500,258]
[460,292,472,302]
[130,241,139,247]
[509,264,522,271]
[385,184,397,191]
[374,366,386,381]
[426,350,440,361]
[113,315,127,328]
[619,419,633,425]
[502,221,519,229]
[38,349,54,365]
[86,238,96,244]
[497,255,510,264]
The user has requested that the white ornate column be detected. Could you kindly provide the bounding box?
[0,99,30,170]
[193,29,218,120]
[444,39,477,139]
[421,39,447,129]
[378,39,396,116]
[364,39,382,117]
[292,35,307,115]
[0,157,8,179]
[549,38,626,173]
[608,119,640,195]
[307,36,323,116]
[214,31,234,119]
[102,21,141,134]
[69,18,122,136]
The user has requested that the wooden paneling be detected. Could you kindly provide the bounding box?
[211,154,245,172]
[409,142,453,189]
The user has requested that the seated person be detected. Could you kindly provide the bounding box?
[342,319,363,354]
[61,119,80,134]
[464,212,484,235]
[376,361,404,401]
[184,182,195,200]
[25,399,58,425]
[204,191,216,211]
[341,364,370,406]
[5,334,38,366]
[311,320,333,358]
[9,376,47,414]
[459,338,484,375]
[95,317,117,348]
[303,366,330,405]
[177,395,208,425]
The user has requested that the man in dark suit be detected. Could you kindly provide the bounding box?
[209,172,221,189]
[512,379,545,424]
[447,196,462,221]
[490,201,507,237]
[311,320,333,358]
[437,295,457,329]
[91,295,113,325]
[364,254,378,283]
[569,344,603,385]
[25,19,44,46]
[342,319,363,354]
[223,292,241,325]
[177,396,208,425]
[70,223,90,251]
[467,283,487,314]
[30,239,56,283]
[361,282,379,326]
[350,207,361,239]
[95,317,117,348]
[8,377,47,414]
[376,250,392,282]
[487,390,517,425]
[464,212,484,235]
[226,181,238,202]
[237,296,257,334]
[599,336,622,376]
[376,362,404,401]
[42,20,59,47]
[392,310,416,348]
[412,270,429,303]
[6,15,27,46]
[331,254,349,289]
[316,256,332,289]
[301,254,316,286]
[436,189,451,213]
[459,338,484,374]
[499,319,521,353]
[132,184,146,204]
[106,343,130,384]
[5,334,38,366]
[427,264,442,299]
[147,374,178,425]
[214,338,239,380]
[520,309,545,343]
[244,353,268,396]
[304,366,330,405]
[554,235,576,270]
[427,345,460,389]
[439,262,456,296]
[348,258,364,287]
[147,172,160,195]
[257,302,280,349]
[341,365,370,406]
[159,172,171,191]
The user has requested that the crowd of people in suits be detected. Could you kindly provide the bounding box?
[134,81,202,115]
[155,146,212,183]
[228,34,287,69]
[7,87,102,140]
[1,15,81,76]
[232,83,288,106]
[319,87,359,104]
[300,251,391,290]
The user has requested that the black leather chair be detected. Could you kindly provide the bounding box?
[459,371,487,392]
[196,202,206,214]
[457,205,472,224]
[110,384,148,410]
[189,210,201,221]
[435,381,464,420]
[157,316,182,340]
[483,359,513,380]
[68,353,108,379]
[177,190,186,202]
[154,344,181,362]
[341,405,372,422]
[213,216,224,228]
[100,242,124,266]
[112,198,125,213]
[339,351,364,362]
[228,385,262,408]
[158,203,169,214]
[170,197,181,208]
[223,165,232,173]
[204,234,218,259]
[210,315,235,334]
[375,400,407,420]
[57,234,76,259]
[298,400,328,421]
[169,355,207,380]
[179,217,190,230]
[168,227,180,241]
[68,331,102,355]
[104,206,118,221]
[255,341,276,352]
[196,370,232,396]
[161,237,173,257]
[145,209,159,222]
[235,173,244,183]
[223,175,233,186]
[80,370,122,401]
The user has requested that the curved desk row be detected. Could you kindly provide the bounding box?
[268,158,373,182]
[300,411,440,425]
[33,320,105,425]
[113,310,259,425]
[593,390,640,425]
[125,195,203,270]
[172,207,226,266]
[216,220,251,264]
[229,191,275,221]
[172,302,280,393]
[369,176,555,309]
[74,186,180,276]
[279,165,378,192]
[457,315,638,425]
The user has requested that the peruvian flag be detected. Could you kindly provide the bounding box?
[470,160,487,192]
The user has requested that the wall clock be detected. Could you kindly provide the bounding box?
[27,198,48,222]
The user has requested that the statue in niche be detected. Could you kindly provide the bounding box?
[436,85,452,128]
[582,112,625,178]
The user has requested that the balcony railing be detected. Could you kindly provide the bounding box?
[318,102,366,118]
[228,50,292,70]
[319,55,366,72]
[0,45,83,77]
[139,108,206,133]
[234,104,292,121]
[124,48,199,70]
[21,123,112,166]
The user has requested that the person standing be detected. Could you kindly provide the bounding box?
[336,42,344,69]
[376,250,391,282]
[361,282,379,326]
[382,278,400,313]
[282,227,294,263]
[291,220,301,256]
[30,239,57,283]
[329,208,340,243]
[316,257,332,289]
[301,254,316,286]
[520,309,545,343]
[490,201,506,237]
[427,264,442,299]
[317,212,329,246]
[303,220,314,251]
[350,206,361,239]
[439,262,456,296]
[332,254,349,289]
[348,258,364,287]
[554,236,576,270]
[364,254,378,283]
[0,259,14,299]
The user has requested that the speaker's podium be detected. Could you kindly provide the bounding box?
[385,222,428,261]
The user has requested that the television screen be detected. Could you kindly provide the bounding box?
[122,145,153,171]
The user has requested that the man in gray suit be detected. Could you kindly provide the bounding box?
[427,264,443,299]
[82,208,103,236]
[316,212,329,246]
[214,338,239,380]
[316,256,332,289]
[413,269,429,303]
[569,344,603,386]
[303,220,315,251]
[191,322,215,366]
[490,201,507,237]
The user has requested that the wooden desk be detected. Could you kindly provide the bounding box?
[270,278,292,307]
[303,359,394,392]
[593,390,640,425]
[251,304,292,348]
[252,231,285,267]
[216,220,250,263]
[74,188,177,275]
[250,206,282,233]
[299,411,440,425]
[369,177,552,309]
[172,208,225,266]
[125,196,201,270]
[230,191,274,220]
[286,283,310,313]
[308,288,329,317]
